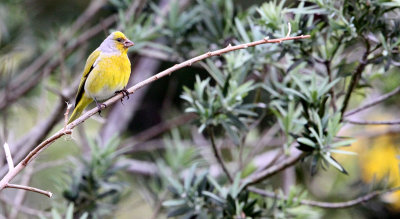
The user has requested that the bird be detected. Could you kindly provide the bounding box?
[67,31,134,124]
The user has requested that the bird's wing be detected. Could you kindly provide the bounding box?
[74,49,101,106]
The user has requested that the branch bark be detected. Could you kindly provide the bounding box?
[5,184,52,198]
[242,150,306,186]
[344,86,400,117]
[248,186,400,209]
[346,119,400,125]
[207,126,233,183]
[340,41,370,120]
[0,34,310,191]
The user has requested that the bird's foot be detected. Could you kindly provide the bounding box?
[115,89,130,104]
[94,99,106,116]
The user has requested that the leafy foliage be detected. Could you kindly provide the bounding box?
[62,138,126,218]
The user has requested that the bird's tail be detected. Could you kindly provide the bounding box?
[68,95,93,124]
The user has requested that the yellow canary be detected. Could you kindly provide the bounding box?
[68,31,134,124]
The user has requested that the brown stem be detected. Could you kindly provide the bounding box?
[5,183,52,198]
[340,40,370,121]
[346,119,400,125]
[207,126,233,183]
[243,151,306,186]
[248,186,400,209]
[344,86,400,117]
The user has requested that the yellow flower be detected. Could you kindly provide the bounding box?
[68,31,134,123]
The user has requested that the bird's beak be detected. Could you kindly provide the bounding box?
[124,39,134,48]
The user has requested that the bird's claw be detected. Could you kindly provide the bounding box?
[96,103,107,116]
[115,89,130,104]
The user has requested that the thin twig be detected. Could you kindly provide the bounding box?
[3,142,13,171]
[340,40,370,120]
[5,184,52,198]
[207,126,233,183]
[286,22,291,37]
[242,151,306,186]
[324,60,337,111]
[64,102,72,130]
[346,119,400,125]
[344,86,400,117]
[0,34,310,191]
[248,186,400,209]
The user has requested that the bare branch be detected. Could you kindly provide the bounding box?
[344,86,400,117]
[346,119,400,125]
[5,184,52,198]
[248,186,400,209]
[340,41,370,120]
[64,102,73,130]
[3,143,13,171]
[207,127,233,183]
[243,151,306,186]
[0,34,310,191]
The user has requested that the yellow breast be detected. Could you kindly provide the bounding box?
[85,52,131,100]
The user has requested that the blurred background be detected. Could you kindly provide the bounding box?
[0,0,399,218]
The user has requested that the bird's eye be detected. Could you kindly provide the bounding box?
[116,38,122,42]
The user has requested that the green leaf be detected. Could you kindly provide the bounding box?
[321,154,348,174]
[226,113,247,131]
[330,149,357,156]
[79,213,89,219]
[331,139,356,148]
[291,75,311,99]
[230,172,242,198]
[235,18,250,42]
[202,191,226,205]
[201,60,225,86]
[282,87,307,100]
[184,163,198,191]
[163,199,186,207]
[65,203,74,219]
[297,137,316,147]
[222,121,240,145]
[308,127,323,147]
[51,208,62,219]
[207,175,223,194]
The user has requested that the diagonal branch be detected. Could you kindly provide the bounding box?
[242,151,306,186]
[0,34,310,191]
[344,86,400,117]
[340,41,370,121]
[248,186,400,209]
[5,184,52,198]
[346,119,400,125]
